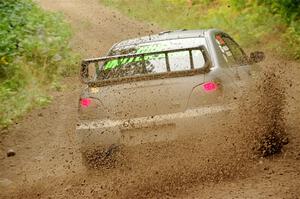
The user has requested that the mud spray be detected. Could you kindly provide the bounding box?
[10,64,289,199]
[238,65,289,158]
[76,64,289,199]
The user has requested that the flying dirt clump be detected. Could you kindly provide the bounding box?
[238,64,289,157]
[82,144,125,169]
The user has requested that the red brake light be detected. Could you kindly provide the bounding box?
[202,82,217,92]
[80,98,91,108]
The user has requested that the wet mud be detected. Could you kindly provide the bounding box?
[237,66,289,157]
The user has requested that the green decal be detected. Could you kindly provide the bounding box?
[104,59,119,70]
[104,44,165,70]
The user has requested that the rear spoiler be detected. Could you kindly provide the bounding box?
[80,45,211,86]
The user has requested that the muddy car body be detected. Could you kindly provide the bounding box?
[76,29,264,161]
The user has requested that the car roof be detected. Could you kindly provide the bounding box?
[113,29,217,49]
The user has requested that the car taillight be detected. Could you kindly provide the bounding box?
[80,98,92,108]
[202,82,218,92]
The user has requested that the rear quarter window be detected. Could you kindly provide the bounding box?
[215,34,249,67]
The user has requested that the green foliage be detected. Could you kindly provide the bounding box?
[101,0,300,60]
[0,0,78,128]
[282,22,300,59]
[256,0,300,24]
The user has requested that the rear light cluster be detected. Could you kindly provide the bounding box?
[80,82,217,108]
[80,98,91,108]
[202,82,218,92]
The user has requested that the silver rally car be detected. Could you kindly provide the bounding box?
[77,29,264,161]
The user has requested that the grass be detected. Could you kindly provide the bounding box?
[0,0,79,128]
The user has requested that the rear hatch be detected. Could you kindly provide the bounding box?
[83,75,205,120]
[79,38,212,120]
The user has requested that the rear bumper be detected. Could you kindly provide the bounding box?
[76,105,235,151]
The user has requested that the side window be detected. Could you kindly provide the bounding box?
[215,34,248,66]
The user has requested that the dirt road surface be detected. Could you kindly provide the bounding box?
[1,0,300,198]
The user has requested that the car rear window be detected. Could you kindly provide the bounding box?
[96,38,207,80]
